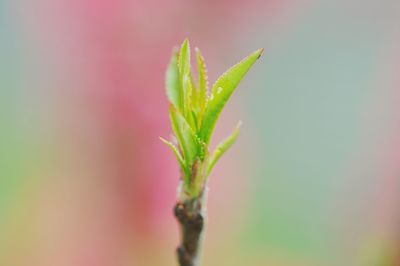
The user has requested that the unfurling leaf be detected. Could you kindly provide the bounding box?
[178,39,191,78]
[207,122,242,176]
[178,39,192,118]
[195,48,209,126]
[169,106,198,174]
[160,137,188,176]
[199,48,264,145]
[165,52,182,111]
[190,73,200,113]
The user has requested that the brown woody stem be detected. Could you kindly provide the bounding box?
[174,191,206,266]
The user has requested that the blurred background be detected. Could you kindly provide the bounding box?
[1,0,400,265]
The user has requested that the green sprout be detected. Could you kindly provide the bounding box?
[161,39,263,266]
[161,39,263,198]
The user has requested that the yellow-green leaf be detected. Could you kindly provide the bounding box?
[199,48,263,145]
[169,105,198,170]
[190,73,200,114]
[159,137,188,176]
[178,39,190,78]
[195,48,209,125]
[178,39,192,117]
[207,122,241,176]
[165,51,182,111]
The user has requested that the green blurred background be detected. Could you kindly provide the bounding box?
[1,0,400,265]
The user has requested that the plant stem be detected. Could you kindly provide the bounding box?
[174,183,207,266]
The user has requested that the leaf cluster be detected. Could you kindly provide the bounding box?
[161,39,263,197]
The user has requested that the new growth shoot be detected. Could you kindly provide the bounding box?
[161,39,263,266]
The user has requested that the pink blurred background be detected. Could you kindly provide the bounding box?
[1,0,400,265]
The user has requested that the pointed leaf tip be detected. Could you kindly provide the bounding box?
[255,48,264,59]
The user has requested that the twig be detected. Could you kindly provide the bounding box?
[174,197,205,266]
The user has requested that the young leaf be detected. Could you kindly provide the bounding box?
[206,122,242,176]
[178,39,192,117]
[183,78,196,131]
[190,73,200,114]
[169,105,198,169]
[178,39,191,78]
[191,110,199,133]
[159,137,189,177]
[165,52,182,111]
[199,48,263,145]
[195,48,209,124]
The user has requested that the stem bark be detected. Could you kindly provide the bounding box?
[174,183,207,266]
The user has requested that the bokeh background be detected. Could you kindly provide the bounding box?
[1,0,400,265]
